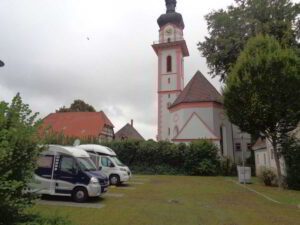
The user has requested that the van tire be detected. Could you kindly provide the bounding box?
[109,175,120,185]
[72,187,88,203]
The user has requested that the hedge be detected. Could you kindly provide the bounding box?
[102,140,225,176]
[42,133,238,176]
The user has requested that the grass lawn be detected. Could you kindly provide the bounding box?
[33,176,300,225]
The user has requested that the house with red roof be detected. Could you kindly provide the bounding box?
[41,111,114,141]
[152,0,251,162]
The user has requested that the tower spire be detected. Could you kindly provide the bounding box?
[166,0,177,13]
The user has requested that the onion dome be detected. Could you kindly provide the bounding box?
[157,0,185,29]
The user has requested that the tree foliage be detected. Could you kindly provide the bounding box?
[224,35,300,186]
[0,94,41,225]
[282,136,300,190]
[56,100,96,112]
[199,0,299,81]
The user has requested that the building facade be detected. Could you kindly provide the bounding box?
[152,0,251,162]
[253,125,300,176]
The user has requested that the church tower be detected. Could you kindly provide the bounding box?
[152,0,189,141]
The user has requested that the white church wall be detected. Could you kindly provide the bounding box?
[170,107,216,140]
[161,75,178,90]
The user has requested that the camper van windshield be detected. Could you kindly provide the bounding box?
[77,157,96,171]
[111,156,125,167]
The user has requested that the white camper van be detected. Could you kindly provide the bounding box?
[78,144,132,185]
[30,145,109,202]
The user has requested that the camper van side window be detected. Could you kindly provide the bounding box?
[101,157,114,167]
[36,155,53,179]
[60,156,77,174]
[101,157,109,167]
[37,155,53,168]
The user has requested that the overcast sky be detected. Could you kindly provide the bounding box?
[0,0,239,139]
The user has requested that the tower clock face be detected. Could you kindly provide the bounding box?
[165,28,173,36]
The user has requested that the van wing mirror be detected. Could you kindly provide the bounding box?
[99,166,102,171]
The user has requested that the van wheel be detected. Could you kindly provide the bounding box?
[109,175,120,185]
[72,187,88,203]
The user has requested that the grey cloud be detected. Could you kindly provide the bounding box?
[0,0,236,139]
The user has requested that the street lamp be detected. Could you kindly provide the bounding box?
[0,60,4,67]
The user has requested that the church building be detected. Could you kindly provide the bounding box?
[152,0,251,162]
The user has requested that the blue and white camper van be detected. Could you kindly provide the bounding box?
[31,145,109,202]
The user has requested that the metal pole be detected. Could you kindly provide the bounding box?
[241,134,246,185]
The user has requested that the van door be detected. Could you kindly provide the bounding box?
[99,156,114,177]
[54,155,78,195]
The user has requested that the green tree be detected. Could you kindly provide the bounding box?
[0,94,41,225]
[199,0,299,81]
[224,35,300,187]
[281,136,300,190]
[56,100,96,112]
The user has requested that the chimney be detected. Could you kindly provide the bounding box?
[131,119,134,127]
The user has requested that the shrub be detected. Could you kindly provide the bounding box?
[261,168,277,186]
[184,140,220,176]
[219,157,237,176]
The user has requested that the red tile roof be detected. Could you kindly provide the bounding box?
[170,71,223,108]
[41,111,114,138]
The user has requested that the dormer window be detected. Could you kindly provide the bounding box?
[167,56,172,72]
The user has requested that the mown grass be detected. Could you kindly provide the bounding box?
[33,176,300,225]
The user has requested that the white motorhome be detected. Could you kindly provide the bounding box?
[30,145,109,202]
[78,144,132,185]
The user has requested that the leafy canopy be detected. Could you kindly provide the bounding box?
[56,99,96,112]
[224,34,300,141]
[199,0,299,81]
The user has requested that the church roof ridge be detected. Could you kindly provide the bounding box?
[170,71,223,108]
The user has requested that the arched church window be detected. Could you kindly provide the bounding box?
[167,56,172,72]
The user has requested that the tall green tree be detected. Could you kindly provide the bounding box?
[281,136,300,190]
[56,99,96,112]
[0,94,41,225]
[224,35,300,187]
[199,0,299,81]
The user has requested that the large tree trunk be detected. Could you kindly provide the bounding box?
[271,139,284,188]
